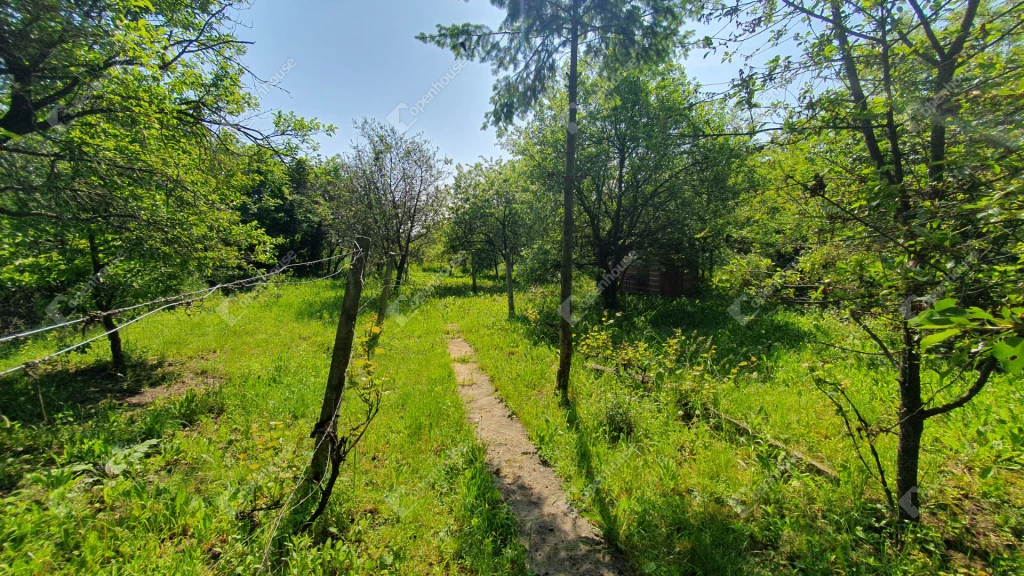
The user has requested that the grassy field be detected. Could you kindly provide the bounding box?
[443,280,1024,575]
[0,278,526,575]
[2,270,1022,575]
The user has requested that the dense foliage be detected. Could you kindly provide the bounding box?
[1,0,1023,574]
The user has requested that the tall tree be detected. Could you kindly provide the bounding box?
[709,0,1024,522]
[451,159,531,318]
[0,0,329,363]
[347,119,447,322]
[0,130,280,367]
[420,0,690,400]
[512,64,748,307]
[0,0,246,145]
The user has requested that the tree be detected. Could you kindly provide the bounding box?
[444,171,487,295]
[1,1,231,143]
[0,131,278,368]
[420,0,690,400]
[346,119,447,323]
[0,1,329,365]
[512,64,748,308]
[304,235,380,533]
[709,0,1024,522]
[451,159,531,317]
[235,152,356,275]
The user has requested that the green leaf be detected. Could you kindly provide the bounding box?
[966,307,995,321]
[921,329,960,350]
[934,298,958,311]
[992,337,1024,374]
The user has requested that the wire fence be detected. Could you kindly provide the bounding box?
[0,244,381,574]
[0,251,357,345]
[2,239,397,571]
[0,249,363,379]
[204,288,386,575]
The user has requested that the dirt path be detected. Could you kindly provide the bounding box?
[123,374,220,407]
[446,332,625,576]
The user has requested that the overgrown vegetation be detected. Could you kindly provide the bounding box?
[1,280,527,574]
[2,0,1023,573]
[450,279,1024,574]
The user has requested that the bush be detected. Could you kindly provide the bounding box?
[602,395,635,444]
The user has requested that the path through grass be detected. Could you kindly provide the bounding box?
[443,281,1024,575]
[3,270,1022,575]
[0,280,526,575]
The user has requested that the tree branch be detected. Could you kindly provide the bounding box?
[920,357,998,418]
[850,313,899,368]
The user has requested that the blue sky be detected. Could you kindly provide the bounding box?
[237,1,756,166]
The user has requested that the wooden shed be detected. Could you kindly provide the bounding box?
[620,263,700,298]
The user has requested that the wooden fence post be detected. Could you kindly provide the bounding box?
[309,236,369,482]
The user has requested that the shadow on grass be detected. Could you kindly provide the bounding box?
[428,279,505,301]
[563,399,756,574]
[0,353,225,493]
[614,291,815,360]
[285,281,347,327]
[563,402,625,554]
[283,274,499,327]
[502,286,815,371]
[508,314,560,348]
[289,273,514,336]
[0,354,175,424]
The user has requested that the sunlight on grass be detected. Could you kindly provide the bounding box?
[444,278,1024,575]
[3,272,1022,575]
[0,279,526,575]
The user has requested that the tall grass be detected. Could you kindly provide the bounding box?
[447,280,1024,575]
[3,270,1021,574]
[0,279,526,575]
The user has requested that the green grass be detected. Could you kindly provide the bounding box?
[0,278,527,575]
[3,270,1022,575]
[443,281,1024,575]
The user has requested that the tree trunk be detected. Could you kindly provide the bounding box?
[88,232,124,369]
[504,256,515,318]
[311,230,325,275]
[394,248,409,296]
[375,256,395,326]
[556,11,579,400]
[332,247,342,274]
[100,314,125,369]
[896,325,924,522]
[597,247,623,310]
[394,224,416,295]
[471,251,478,294]
[601,276,620,310]
[310,236,369,482]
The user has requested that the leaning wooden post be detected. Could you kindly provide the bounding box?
[310,236,369,482]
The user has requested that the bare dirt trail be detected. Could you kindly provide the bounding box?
[446,331,625,576]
